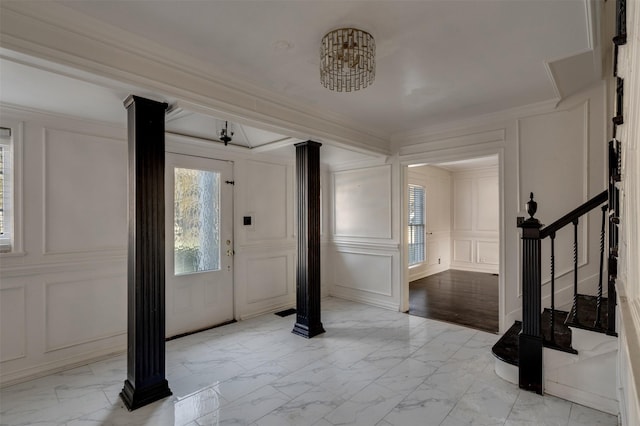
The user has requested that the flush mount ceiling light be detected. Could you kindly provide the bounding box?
[320,27,375,92]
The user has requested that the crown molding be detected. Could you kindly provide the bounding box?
[0,2,389,155]
[392,98,558,149]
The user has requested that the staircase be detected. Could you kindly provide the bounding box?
[492,141,622,415]
[492,3,628,414]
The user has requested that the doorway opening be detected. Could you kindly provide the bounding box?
[405,155,501,333]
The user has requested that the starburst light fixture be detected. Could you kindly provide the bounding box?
[320,28,375,92]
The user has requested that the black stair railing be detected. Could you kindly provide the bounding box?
[517,189,610,393]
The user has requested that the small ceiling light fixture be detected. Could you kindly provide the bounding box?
[320,27,375,92]
[219,121,234,146]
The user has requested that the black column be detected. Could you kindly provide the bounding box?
[518,193,543,395]
[292,141,325,338]
[120,95,172,410]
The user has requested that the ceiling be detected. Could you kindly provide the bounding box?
[0,0,601,163]
[53,0,598,137]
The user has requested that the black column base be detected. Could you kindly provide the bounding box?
[120,379,172,411]
[292,321,325,339]
[518,333,543,395]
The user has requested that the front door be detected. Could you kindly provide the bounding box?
[165,153,234,337]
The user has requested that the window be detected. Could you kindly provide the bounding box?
[174,167,220,275]
[408,184,425,266]
[0,127,12,253]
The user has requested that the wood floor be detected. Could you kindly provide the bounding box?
[409,269,499,333]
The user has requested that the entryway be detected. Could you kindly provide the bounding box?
[165,153,234,338]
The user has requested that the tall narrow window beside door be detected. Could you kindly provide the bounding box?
[0,127,13,253]
[408,184,425,266]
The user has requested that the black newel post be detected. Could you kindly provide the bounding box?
[292,141,325,338]
[518,193,543,394]
[120,95,172,410]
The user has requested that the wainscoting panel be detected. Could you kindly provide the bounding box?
[333,250,393,297]
[44,274,126,353]
[244,160,290,243]
[333,165,392,239]
[246,255,289,304]
[477,240,499,265]
[453,239,473,263]
[234,246,296,319]
[43,128,127,255]
[0,287,26,362]
[453,178,473,232]
[476,176,499,231]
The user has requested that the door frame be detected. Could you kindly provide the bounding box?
[399,146,506,333]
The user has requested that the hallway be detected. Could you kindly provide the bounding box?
[0,298,615,425]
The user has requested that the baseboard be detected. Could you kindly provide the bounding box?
[0,345,126,388]
[448,263,499,274]
[328,287,399,312]
[545,380,619,416]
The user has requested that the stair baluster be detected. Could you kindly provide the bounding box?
[571,219,580,324]
[595,205,607,328]
[549,233,556,345]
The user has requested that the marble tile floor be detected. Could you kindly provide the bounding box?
[0,297,618,426]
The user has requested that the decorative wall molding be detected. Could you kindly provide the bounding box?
[333,165,392,239]
[0,286,26,363]
[332,250,394,297]
[392,100,557,148]
[398,129,506,157]
[41,127,127,256]
[245,255,290,304]
[0,254,126,278]
[330,240,400,252]
[44,274,126,353]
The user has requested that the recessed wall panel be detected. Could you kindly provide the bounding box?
[453,178,473,231]
[453,239,473,263]
[0,287,26,362]
[45,275,126,352]
[333,251,392,296]
[519,103,587,220]
[334,165,391,238]
[476,176,499,231]
[246,255,288,303]
[246,161,288,241]
[43,129,127,254]
[477,240,499,265]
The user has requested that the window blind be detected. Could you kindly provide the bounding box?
[408,184,425,266]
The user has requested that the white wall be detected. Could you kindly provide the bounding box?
[0,107,128,386]
[393,82,607,331]
[450,168,499,274]
[612,0,640,422]
[407,165,451,281]
[327,162,401,310]
[0,105,299,386]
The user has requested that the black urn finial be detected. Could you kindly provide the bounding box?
[526,192,537,219]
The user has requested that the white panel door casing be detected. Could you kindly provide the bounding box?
[165,153,234,337]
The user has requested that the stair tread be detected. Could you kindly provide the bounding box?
[565,294,611,334]
[492,321,521,366]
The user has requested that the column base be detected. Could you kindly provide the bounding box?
[518,333,543,395]
[120,379,172,411]
[292,322,325,339]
